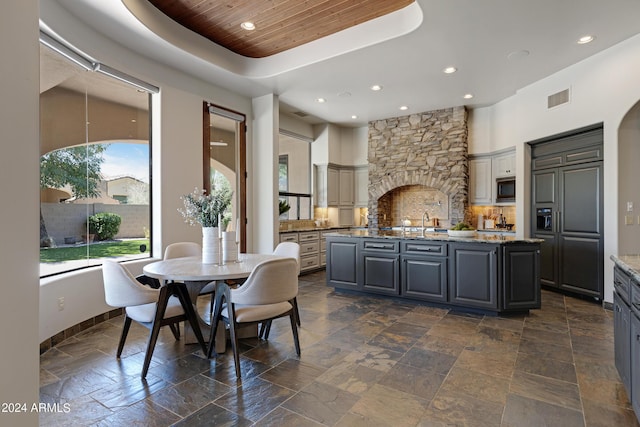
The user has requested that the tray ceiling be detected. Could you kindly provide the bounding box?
[146,0,413,58]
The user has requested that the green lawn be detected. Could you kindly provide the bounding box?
[40,240,150,262]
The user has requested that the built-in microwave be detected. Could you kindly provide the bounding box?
[496,177,516,203]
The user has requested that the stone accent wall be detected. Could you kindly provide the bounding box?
[368,106,468,229]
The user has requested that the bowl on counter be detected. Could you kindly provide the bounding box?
[447,229,477,237]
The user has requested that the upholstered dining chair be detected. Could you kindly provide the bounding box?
[102,260,207,378]
[206,257,301,378]
[258,242,301,339]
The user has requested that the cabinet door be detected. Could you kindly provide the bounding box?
[314,165,328,207]
[615,292,631,397]
[327,167,340,206]
[631,312,640,417]
[354,166,368,207]
[493,151,516,178]
[338,207,354,226]
[534,233,558,288]
[532,170,556,205]
[361,253,400,295]
[339,169,354,206]
[401,256,447,302]
[503,245,540,310]
[326,238,358,290]
[449,243,499,310]
[469,158,492,204]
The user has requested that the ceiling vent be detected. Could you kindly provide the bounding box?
[547,88,570,109]
[292,111,308,118]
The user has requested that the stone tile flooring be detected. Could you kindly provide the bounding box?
[39,270,640,426]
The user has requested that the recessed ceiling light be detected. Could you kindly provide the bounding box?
[240,22,255,31]
[131,119,137,123]
[351,115,358,119]
[370,84,383,91]
[443,66,457,74]
[507,50,530,60]
[316,98,326,103]
[577,35,595,44]
[399,105,409,111]
[463,94,474,99]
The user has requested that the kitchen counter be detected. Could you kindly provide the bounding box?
[611,254,640,282]
[324,229,540,244]
[326,232,541,313]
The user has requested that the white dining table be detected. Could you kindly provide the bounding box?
[143,253,284,353]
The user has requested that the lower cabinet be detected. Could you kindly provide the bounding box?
[401,241,448,302]
[631,312,640,418]
[326,237,359,290]
[361,254,400,295]
[325,236,541,313]
[449,243,499,310]
[615,291,631,395]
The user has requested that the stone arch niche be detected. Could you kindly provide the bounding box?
[367,106,469,230]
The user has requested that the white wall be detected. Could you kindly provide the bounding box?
[618,101,640,254]
[1,2,40,425]
[470,33,640,304]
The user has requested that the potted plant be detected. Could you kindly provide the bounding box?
[178,187,232,264]
[279,199,291,219]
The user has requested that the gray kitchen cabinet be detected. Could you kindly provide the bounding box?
[615,290,632,396]
[360,239,400,296]
[503,244,541,310]
[449,243,499,310]
[326,237,359,290]
[631,311,640,419]
[401,241,448,302]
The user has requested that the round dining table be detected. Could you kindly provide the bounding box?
[143,253,284,353]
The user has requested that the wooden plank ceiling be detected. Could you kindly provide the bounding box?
[147,0,413,58]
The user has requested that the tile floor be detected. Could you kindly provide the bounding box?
[40,270,640,426]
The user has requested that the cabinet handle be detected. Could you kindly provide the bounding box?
[414,247,433,251]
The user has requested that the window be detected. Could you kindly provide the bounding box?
[279,154,289,191]
[39,38,154,277]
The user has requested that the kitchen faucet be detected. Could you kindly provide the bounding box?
[422,210,430,233]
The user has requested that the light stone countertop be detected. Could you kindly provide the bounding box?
[611,255,640,283]
[325,229,542,244]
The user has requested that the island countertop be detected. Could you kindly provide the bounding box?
[611,254,640,283]
[324,229,542,244]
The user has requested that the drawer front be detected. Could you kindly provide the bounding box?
[280,233,299,243]
[300,241,319,255]
[299,231,319,242]
[402,242,447,257]
[300,254,320,270]
[320,251,326,266]
[615,267,631,305]
[362,239,399,253]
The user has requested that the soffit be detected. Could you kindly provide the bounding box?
[146,0,413,58]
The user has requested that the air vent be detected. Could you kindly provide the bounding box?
[293,111,308,118]
[547,88,570,109]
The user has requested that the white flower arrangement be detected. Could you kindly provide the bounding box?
[178,187,232,228]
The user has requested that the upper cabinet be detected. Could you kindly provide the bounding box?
[469,157,493,205]
[469,148,516,205]
[315,164,355,207]
[354,166,368,207]
[493,150,516,178]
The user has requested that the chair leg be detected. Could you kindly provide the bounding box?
[168,323,180,340]
[141,286,170,378]
[289,311,301,356]
[117,316,132,358]
[264,320,273,339]
[207,286,226,358]
[293,297,301,326]
[227,313,241,378]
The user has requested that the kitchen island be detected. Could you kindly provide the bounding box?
[326,229,542,313]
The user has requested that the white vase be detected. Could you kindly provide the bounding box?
[202,227,220,264]
[222,231,238,262]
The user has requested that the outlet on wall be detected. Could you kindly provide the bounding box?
[58,297,64,311]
